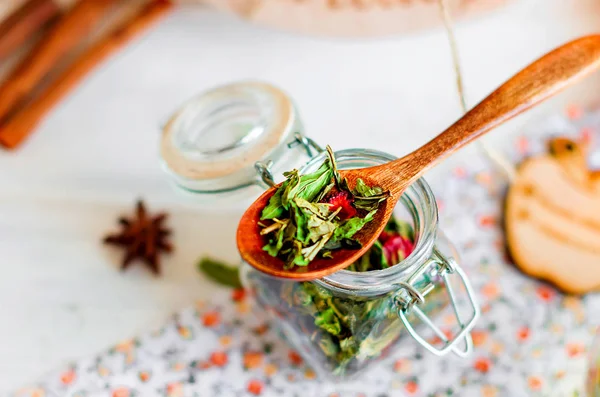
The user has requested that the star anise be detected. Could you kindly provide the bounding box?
[103,200,173,275]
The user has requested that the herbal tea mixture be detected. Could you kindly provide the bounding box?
[273,215,418,375]
[259,146,389,268]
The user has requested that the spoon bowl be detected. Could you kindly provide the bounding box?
[237,34,600,280]
[237,172,396,280]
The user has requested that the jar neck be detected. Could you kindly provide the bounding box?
[301,149,439,296]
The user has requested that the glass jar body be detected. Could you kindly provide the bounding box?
[240,149,464,380]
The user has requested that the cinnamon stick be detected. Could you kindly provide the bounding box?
[0,0,61,62]
[0,0,121,124]
[0,0,174,149]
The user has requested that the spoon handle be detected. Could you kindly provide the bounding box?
[388,35,600,195]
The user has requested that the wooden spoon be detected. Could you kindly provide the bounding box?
[237,34,600,280]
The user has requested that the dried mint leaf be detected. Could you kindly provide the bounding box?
[197,257,242,289]
[385,216,414,241]
[296,163,334,202]
[332,210,377,242]
[294,197,331,219]
[261,188,284,220]
[353,178,381,197]
[282,169,301,208]
[306,216,337,244]
[301,232,334,262]
[262,220,288,257]
[314,307,342,336]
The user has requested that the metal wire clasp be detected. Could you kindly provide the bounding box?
[255,132,324,188]
[287,132,324,158]
[393,248,479,357]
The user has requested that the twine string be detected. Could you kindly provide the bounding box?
[437,0,517,181]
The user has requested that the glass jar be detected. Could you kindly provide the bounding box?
[160,81,318,208]
[160,81,480,380]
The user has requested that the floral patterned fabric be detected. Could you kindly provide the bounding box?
[10,107,600,397]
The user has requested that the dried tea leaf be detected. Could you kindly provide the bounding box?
[291,202,310,244]
[353,178,382,197]
[332,210,377,242]
[340,336,358,355]
[282,169,301,208]
[371,240,389,269]
[302,282,332,300]
[320,250,333,259]
[263,219,289,257]
[273,216,416,377]
[314,181,336,203]
[292,284,313,307]
[259,218,286,235]
[325,146,342,188]
[385,216,414,240]
[294,197,332,219]
[297,164,334,203]
[286,240,310,268]
[261,188,284,220]
[197,257,242,289]
[351,178,389,211]
[301,232,334,262]
[315,307,342,336]
[307,216,337,244]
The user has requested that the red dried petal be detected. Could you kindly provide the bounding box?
[382,235,414,264]
[325,191,357,219]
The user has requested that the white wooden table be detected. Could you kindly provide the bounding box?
[1,1,599,392]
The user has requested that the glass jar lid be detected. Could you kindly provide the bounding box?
[160,81,298,194]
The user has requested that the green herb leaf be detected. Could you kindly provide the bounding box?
[314,181,335,203]
[371,240,389,269]
[292,284,313,307]
[325,146,342,188]
[314,307,342,336]
[197,257,242,289]
[351,178,389,211]
[306,216,337,244]
[353,178,382,197]
[332,210,377,242]
[297,166,334,203]
[320,250,333,259]
[260,188,284,220]
[263,220,288,257]
[339,336,358,355]
[286,240,310,268]
[302,282,332,300]
[301,232,334,262]
[281,170,301,208]
[294,197,331,219]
